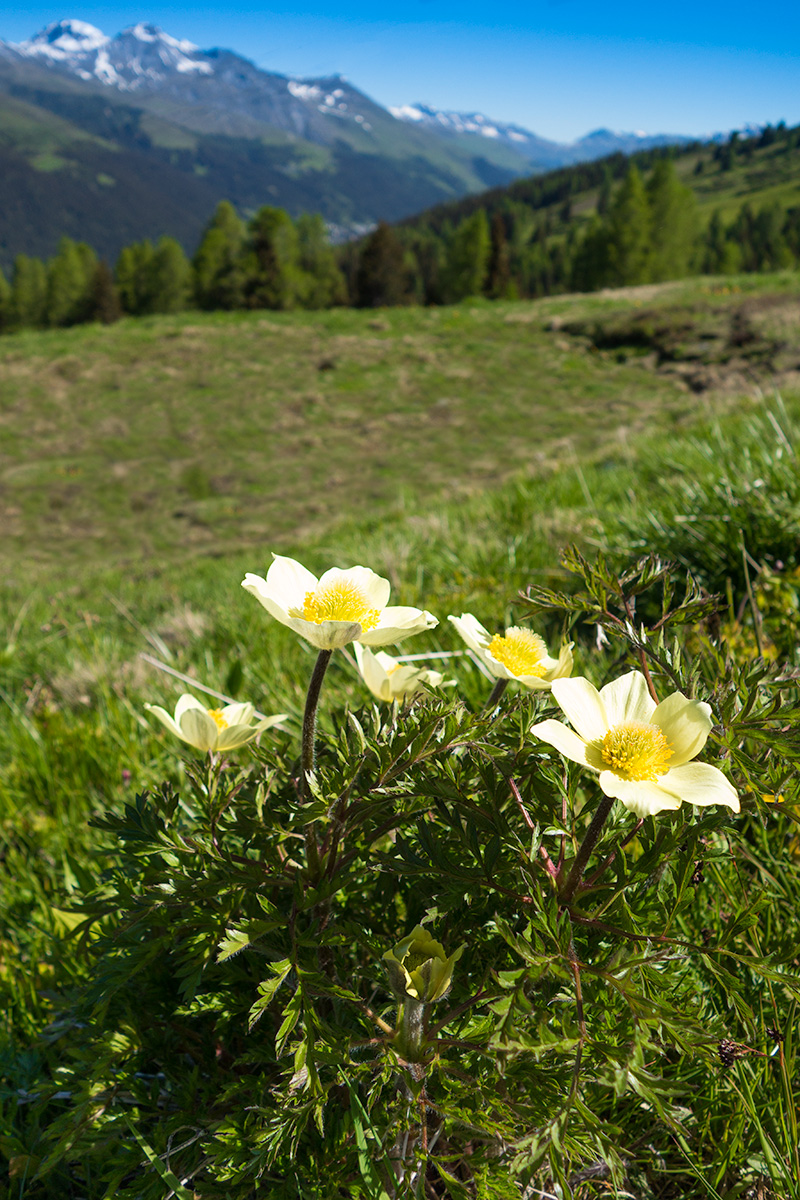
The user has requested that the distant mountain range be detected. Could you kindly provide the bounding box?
[0,18,695,268]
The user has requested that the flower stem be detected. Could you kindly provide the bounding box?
[559,793,615,905]
[301,649,332,792]
[484,677,509,710]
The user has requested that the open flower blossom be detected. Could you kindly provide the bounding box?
[383,925,465,1004]
[145,694,286,753]
[353,643,449,703]
[242,554,438,651]
[530,670,740,818]
[448,612,573,689]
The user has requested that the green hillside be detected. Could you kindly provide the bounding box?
[0,56,526,270]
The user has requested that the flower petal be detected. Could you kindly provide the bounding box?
[652,694,713,766]
[144,703,184,740]
[598,773,682,817]
[659,762,740,811]
[253,713,288,733]
[542,642,574,682]
[447,613,491,656]
[317,565,391,610]
[530,719,591,767]
[214,723,259,751]
[241,573,291,625]
[354,643,390,700]
[265,555,318,607]
[174,694,206,723]
[599,671,655,726]
[179,708,219,752]
[550,676,608,742]
[219,702,255,727]
[360,607,438,646]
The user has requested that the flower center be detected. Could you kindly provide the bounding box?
[488,628,547,677]
[297,581,380,630]
[600,721,673,782]
[208,708,229,730]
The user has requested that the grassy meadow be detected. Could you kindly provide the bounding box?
[3,273,800,1196]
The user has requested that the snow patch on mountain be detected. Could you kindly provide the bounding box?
[18,18,108,61]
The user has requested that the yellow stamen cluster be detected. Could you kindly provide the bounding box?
[297,581,380,630]
[208,708,229,730]
[601,721,673,782]
[488,628,547,678]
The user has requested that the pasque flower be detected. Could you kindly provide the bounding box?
[448,612,572,689]
[242,554,437,650]
[530,670,740,818]
[145,694,286,753]
[353,643,447,702]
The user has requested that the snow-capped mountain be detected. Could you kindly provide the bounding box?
[392,103,689,166]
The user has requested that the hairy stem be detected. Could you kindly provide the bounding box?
[301,649,333,791]
[559,793,615,905]
[484,677,509,710]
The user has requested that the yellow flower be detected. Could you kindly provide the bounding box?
[383,926,465,1004]
[353,643,448,702]
[145,694,286,752]
[531,671,740,818]
[448,612,572,689]
[242,555,437,651]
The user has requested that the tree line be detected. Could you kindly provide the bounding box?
[1,136,800,333]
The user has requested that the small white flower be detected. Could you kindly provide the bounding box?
[448,612,572,689]
[353,643,448,703]
[530,670,740,818]
[242,554,437,651]
[145,694,286,752]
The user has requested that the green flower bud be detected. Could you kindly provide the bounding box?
[383,925,465,1005]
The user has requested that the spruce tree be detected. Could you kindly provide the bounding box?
[193,201,247,310]
[10,255,48,329]
[45,237,96,327]
[146,237,193,313]
[354,222,411,308]
[702,210,741,274]
[116,242,155,315]
[570,215,612,292]
[0,267,10,333]
[87,260,123,324]
[605,165,651,286]
[440,210,490,303]
[295,214,346,309]
[244,207,301,310]
[646,159,699,281]
[486,212,511,299]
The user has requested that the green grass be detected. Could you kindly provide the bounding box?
[3,279,800,1197]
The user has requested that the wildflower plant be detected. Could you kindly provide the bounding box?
[12,547,800,1199]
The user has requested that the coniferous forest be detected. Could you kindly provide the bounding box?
[2,121,800,334]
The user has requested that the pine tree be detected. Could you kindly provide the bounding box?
[440,210,490,303]
[605,166,651,286]
[702,210,741,274]
[354,223,412,308]
[193,201,247,310]
[486,212,511,299]
[87,261,123,324]
[295,214,346,309]
[570,215,612,292]
[146,237,193,313]
[596,167,613,216]
[244,207,301,310]
[10,255,48,329]
[646,159,699,281]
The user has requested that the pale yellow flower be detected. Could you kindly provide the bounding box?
[383,926,465,1004]
[353,643,447,702]
[242,555,437,651]
[448,612,572,689]
[145,694,286,752]
[530,670,740,818]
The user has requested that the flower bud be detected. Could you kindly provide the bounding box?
[383,925,464,1005]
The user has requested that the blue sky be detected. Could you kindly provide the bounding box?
[1,2,799,142]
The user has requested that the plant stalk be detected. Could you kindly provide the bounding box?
[484,677,509,710]
[559,793,615,904]
[301,648,332,791]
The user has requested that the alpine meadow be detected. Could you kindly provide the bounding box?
[2,23,800,1200]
